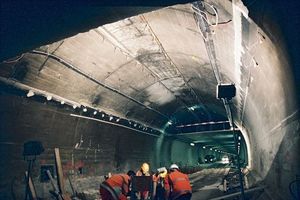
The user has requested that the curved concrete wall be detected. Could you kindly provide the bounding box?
[0,1,299,200]
[230,1,300,199]
[0,95,198,199]
[194,1,300,198]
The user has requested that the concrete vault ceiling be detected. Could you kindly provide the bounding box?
[1,1,231,131]
[1,0,298,155]
[1,1,300,199]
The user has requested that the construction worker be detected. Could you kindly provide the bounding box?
[100,170,135,200]
[135,162,151,200]
[164,164,192,200]
[152,167,168,200]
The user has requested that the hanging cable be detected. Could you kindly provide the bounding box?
[192,1,219,27]
[3,54,24,63]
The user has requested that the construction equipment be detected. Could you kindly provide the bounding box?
[54,148,72,200]
[47,170,63,200]
[23,141,44,200]
[24,171,38,200]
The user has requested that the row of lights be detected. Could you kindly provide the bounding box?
[199,135,243,155]
[201,145,235,156]
[25,90,160,135]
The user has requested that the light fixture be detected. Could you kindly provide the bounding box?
[188,106,195,111]
[203,146,206,149]
[46,95,52,101]
[73,105,77,109]
[61,101,65,105]
[190,143,195,146]
[83,108,87,112]
[93,111,97,115]
[109,116,113,121]
[238,136,241,140]
[26,90,34,97]
[102,114,105,118]
[210,148,213,150]
[167,121,173,125]
[116,118,120,122]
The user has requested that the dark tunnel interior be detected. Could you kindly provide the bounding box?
[0,0,300,200]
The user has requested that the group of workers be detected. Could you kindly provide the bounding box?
[99,163,192,200]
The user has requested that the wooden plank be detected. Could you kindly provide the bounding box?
[54,148,65,194]
[54,148,72,200]
[25,171,38,200]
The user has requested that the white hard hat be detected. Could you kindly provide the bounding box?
[169,164,179,170]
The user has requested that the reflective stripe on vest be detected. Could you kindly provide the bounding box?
[172,190,191,200]
[100,182,119,200]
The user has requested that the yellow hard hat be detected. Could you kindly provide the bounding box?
[159,170,168,178]
[141,163,150,173]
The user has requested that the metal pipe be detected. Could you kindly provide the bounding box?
[168,128,238,136]
[70,114,160,137]
[0,76,164,135]
[192,1,234,127]
[176,120,230,128]
[229,102,245,199]
[0,77,81,108]
[30,50,170,120]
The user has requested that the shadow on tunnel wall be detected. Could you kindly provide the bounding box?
[0,94,198,199]
[247,115,300,200]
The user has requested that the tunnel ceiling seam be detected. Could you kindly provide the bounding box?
[96,22,207,125]
[29,50,171,120]
[140,14,205,105]
[139,14,212,124]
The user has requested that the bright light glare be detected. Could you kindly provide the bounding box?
[221,156,229,164]
[27,90,35,97]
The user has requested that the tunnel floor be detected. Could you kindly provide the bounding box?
[190,167,230,200]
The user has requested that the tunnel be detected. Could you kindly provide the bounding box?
[0,0,299,200]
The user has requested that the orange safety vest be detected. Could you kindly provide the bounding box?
[100,174,130,200]
[164,170,192,200]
